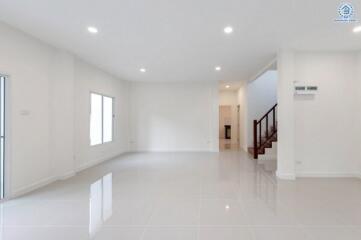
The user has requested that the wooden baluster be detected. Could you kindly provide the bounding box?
[266,115,269,139]
[273,107,276,133]
[259,122,262,148]
[253,120,258,159]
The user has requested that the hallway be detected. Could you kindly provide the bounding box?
[1,151,361,239]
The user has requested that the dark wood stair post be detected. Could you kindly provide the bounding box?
[253,120,258,159]
[252,103,278,159]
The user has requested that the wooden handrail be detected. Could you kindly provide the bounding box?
[257,103,278,123]
[253,103,277,159]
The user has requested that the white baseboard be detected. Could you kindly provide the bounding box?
[10,152,126,199]
[11,176,57,199]
[276,171,296,180]
[57,171,76,180]
[296,172,361,178]
[130,149,216,153]
[75,152,126,173]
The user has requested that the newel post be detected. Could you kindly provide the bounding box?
[253,120,258,159]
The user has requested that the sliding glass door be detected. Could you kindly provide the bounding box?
[0,76,5,199]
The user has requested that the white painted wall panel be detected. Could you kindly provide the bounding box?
[294,52,359,176]
[129,82,219,152]
[278,50,361,178]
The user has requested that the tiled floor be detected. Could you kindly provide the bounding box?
[219,139,240,151]
[1,151,361,239]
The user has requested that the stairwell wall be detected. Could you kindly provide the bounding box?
[246,70,278,148]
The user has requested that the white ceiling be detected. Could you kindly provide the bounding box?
[0,0,360,83]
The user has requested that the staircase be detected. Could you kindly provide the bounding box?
[251,103,277,160]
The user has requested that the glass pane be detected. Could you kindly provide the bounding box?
[0,76,4,199]
[103,96,113,143]
[0,77,4,137]
[90,93,102,146]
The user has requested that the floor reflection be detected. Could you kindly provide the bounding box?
[1,152,360,239]
[89,173,112,238]
[253,159,278,210]
[219,139,240,151]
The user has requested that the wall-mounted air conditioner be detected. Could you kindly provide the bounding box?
[294,84,318,95]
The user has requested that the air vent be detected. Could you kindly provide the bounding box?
[294,84,318,95]
[307,86,318,91]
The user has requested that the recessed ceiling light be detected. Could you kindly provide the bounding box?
[215,66,222,71]
[87,26,98,34]
[353,25,361,33]
[140,68,146,73]
[225,85,230,89]
[224,26,233,34]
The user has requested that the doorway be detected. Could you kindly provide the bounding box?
[219,105,240,151]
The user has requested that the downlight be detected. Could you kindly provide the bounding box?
[87,26,98,34]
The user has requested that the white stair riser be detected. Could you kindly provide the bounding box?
[259,142,277,161]
[258,154,277,161]
[265,142,277,155]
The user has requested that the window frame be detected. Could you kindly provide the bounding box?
[89,91,115,146]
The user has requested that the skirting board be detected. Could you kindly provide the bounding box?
[277,171,361,180]
[58,171,76,180]
[10,176,57,199]
[296,172,361,178]
[75,152,126,173]
[129,149,218,153]
[276,171,296,180]
[10,152,126,199]
[10,169,78,199]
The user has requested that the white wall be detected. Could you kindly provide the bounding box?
[219,90,238,105]
[0,22,130,197]
[129,82,219,152]
[0,20,220,197]
[237,84,248,151]
[49,51,75,179]
[219,90,238,143]
[277,50,296,180]
[294,52,360,177]
[278,50,361,179]
[358,52,361,177]
[0,22,66,196]
[74,60,129,171]
[247,70,277,147]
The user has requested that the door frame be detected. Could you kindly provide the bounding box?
[0,74,10,201]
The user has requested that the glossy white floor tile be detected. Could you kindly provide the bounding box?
[142,227,198,240]
[0,151,361,239]
[199,227,253,240]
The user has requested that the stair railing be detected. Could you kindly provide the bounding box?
[253,103,277,159]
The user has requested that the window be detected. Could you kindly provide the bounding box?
[90,93,114,146]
